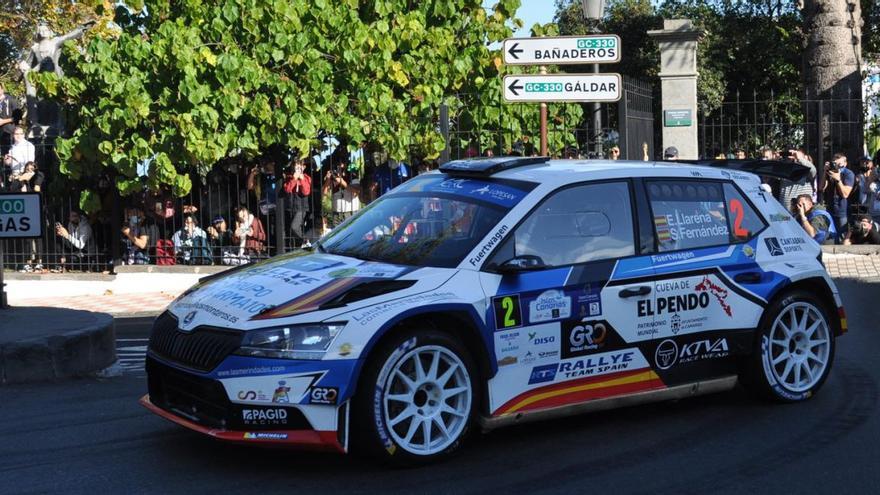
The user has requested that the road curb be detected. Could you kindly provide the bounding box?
[0,311,116,385]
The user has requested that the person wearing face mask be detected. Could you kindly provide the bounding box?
[54,209,96,272]
[121,207,158,264]
[171,214,210,264]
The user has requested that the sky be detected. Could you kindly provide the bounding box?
[483,0,557,38]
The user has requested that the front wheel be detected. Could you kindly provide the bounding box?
[352,329,479,466]
[743,290,835,402]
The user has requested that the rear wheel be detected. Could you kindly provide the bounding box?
[744,290,835,402]
[352,329,479,466]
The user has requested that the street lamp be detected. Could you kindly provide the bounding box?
[581,0,606,157]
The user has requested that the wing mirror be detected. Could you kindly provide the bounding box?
[495,255,548,274]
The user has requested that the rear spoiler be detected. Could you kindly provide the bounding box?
[671,159,813,182]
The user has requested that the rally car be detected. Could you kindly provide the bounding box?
[141,156,846,465]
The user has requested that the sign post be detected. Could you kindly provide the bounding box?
[502,35,621,66]
[502,74,622,103]
[0,193,44,309]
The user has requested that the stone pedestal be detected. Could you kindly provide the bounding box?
[648,19,703,160]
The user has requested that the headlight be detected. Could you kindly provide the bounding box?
[235,323,345,360]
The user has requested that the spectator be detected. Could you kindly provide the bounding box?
[324,162,361,228]
[484,148,495,157]
[3,126,34,177]
[371,159,409,199]
[0,83,21,157]
[843,215,880,245]
[232,205,266,257]
[760,146,775,160]
[777,147,817,210]
[55,209,96,271]
[734,148,746,159]
[663,146,679,160]
[608,145,620,160]
[171,214,210,265]
[121,206,158,265]
[247,158,278,216]
[11,161,43,192]
[284,158,312,247]
[853,157,874,208]
[791,194,836,244]
[206,215,233,258]
[821,152,854,242]
[867,164,880,224]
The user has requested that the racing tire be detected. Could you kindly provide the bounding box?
[742,290,836,402]
[352,328,480,466]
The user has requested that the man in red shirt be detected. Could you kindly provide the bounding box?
[284,159,312,248]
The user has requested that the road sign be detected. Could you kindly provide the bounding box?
[0,193,43,239]
[502,74,622,103]
[503,35,621,66]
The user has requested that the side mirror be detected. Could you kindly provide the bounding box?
[496,255,548,274]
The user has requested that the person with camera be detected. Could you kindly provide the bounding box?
[323,162,361,229]
[284,158,312,247]
[777,146,817,209]
[246,159,278,216]
[791,194,836,244]
[843,215,880,245]
[821,153,854,242]
[55,209,96,272]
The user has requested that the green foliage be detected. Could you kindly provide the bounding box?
[51,0,520,198]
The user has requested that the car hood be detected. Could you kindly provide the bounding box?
[168,251,453,331]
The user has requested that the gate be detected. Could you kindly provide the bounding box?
[617,77,655,161]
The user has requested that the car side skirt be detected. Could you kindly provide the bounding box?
[479,375,738,431]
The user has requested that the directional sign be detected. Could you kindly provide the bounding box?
[502,74,622,103]
[503,35,621,65]
[0,193,43,238]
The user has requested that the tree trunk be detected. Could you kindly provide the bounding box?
[803,0,864,170]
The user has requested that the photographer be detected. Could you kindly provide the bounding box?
[322,162,361,229]
[843,215,880,245]
[821,153,854,242]
[777,146,816,209]
[791,194,836,244]
[283,158,312,247]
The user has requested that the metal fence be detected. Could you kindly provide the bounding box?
[699,89,865,170]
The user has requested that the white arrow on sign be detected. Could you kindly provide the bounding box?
[503,35,621,65]
[502,74,622,103]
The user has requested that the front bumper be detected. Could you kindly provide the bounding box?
[140,394,344,452]
[143,356,348,453]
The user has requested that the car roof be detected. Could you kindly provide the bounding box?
[487,159,733,183]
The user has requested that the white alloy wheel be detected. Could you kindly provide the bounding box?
[381,345,472,456]
[765,301,831,393]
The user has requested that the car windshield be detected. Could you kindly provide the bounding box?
[320,175,533,268]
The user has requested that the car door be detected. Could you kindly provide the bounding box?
[479,180,663,417]
[642,178,769,384]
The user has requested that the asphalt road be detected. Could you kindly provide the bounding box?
[1,279,878,495]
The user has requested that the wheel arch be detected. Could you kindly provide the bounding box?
[349,304,495,412]
[764,276,843,336]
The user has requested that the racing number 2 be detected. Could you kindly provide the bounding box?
[493,295,522,329]
[729,199,749,238]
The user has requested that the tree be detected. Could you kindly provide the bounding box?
[803,0,864,161]
[46,0,521,211]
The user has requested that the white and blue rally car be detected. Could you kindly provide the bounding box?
[142,157,847,465]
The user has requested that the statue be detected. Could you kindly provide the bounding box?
[18,21,95,137]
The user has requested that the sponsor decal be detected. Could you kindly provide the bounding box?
[244,432,288,440]
[742,245,755,258]
[557,350,635,379]
[237,390,271,402]
[337,343,354,357]
[242,407,289,425]
[769,213,792,222]
[529,290,571,323]
[217,365,285,378]
[374,337,417,455]
[655,340,678,370]
[208,288,273,315]
[174,302,239,324]
[273,381,291,403]
[764,237,784,256]
[493,294,523,329]
[351,291,457,326]
[636,320,663,337]
[498,355,518,366]
[309,386,339,405]
[284,255,343,272]
[776,236,806,253]
[695,276,733,317]
[528,330,555,346]
[561,319,608,358]
[651,251,696,265]
[246,265,322,286]
[328,267,358,278]
[576,283,603,318]
[494,325,558,367]
[182,310,197,326]
[469,224,509,267]
[528,364,558,384]
[655,338,729,370]
[670,313,682,334]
